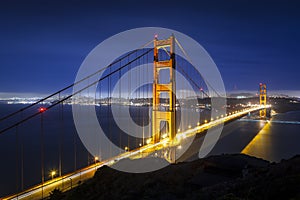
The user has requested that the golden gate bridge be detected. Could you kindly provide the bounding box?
[0,35,270,200]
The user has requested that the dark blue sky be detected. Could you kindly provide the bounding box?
[0,0,299,95]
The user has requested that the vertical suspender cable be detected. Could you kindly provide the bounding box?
[99,81,102,159]
[119,64,122,153]
[21,141,24,191]
[108,61,111,157]
[59,92,63,177]
[128,54,131,149]
[15,125,19,195]
[40,111,44,199]
[73,96,77,172]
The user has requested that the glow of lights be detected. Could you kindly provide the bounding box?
[50,170,56,179]
[197,122,200,126]
[109,160,115,165]
[162,133,167,139]
[176,135,182,142]
[146,138,152,144]
[259,121,265,127]
[139,143,142,147]
[39,107,47,112]
[204,120,208,123]
[177,145,182,150]
[94,156,99,161]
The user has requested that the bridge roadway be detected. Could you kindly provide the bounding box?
[3,105,270,200]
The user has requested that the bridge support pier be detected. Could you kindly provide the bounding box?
[259,83,267,119]
[152,35,176,144]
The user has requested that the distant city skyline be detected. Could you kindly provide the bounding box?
[1,89,299,99]
[0,0,299,94]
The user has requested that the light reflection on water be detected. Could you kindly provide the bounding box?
[242,122,272,159]
[242,111,300,162]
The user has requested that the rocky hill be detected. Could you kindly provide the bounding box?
[49,154,300,200]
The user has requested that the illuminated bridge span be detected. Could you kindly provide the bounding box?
[0,35,270,200]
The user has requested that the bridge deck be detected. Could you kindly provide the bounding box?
[3,105,270,200]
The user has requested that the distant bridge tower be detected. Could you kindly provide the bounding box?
[152,35,176,143]
[259,83,267,118]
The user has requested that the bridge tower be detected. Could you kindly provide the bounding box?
[259,83,267,118]
[152,35,176,144]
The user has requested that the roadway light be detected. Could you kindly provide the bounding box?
[51,171,56,179]
[177,145,182,150]
[139,143,142,147]
[188,125,191,129]
[94,156,99,170]
[204,120,208,123]
[176,135,182,142]
[178,129,181,132]
[146,138,152,144]
[211,118,213,121]
[124,146,129,151]
[163,141,168,147]
[197,122,200,126]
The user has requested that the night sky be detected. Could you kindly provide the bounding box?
[0,0,299,96]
